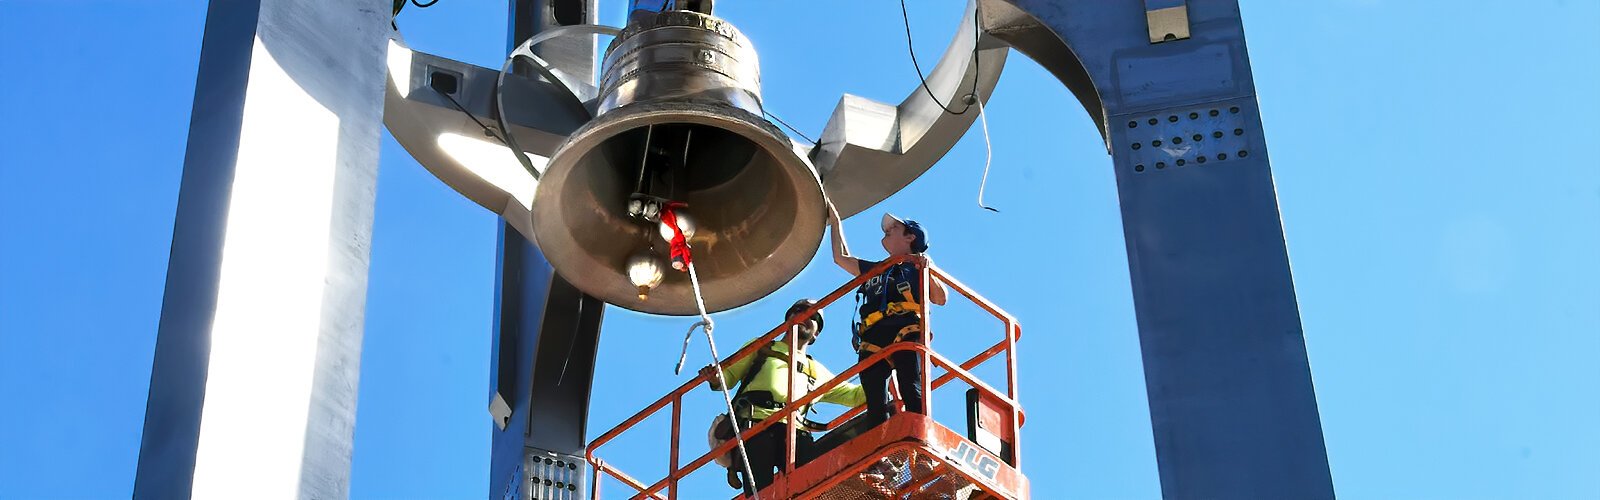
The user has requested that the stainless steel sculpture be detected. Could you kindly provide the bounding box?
[137,0,1335,497]
[464,0,1336,498]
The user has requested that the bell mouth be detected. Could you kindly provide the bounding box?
[530,101,825,315]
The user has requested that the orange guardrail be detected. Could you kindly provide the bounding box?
[585,256,1024,499]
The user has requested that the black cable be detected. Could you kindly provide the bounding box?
[411,0,439,8]
[439,90,500,141]
[763,109,817,145]
[555,298,585,387]
[897,0,981,115]
[437,88,521,161]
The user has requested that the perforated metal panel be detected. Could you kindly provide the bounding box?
[523,449,585,500]
[1121,99,1256,174]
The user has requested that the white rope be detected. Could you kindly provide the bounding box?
[975,97,999,213]
[673,321,699,375]
[685,261,761,499]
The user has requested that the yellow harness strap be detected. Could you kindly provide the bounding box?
[859,286,923,330]
[854,324,923,354]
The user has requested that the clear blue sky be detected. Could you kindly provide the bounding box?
[2,0,1597,498]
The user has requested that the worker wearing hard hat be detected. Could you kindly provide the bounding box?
[826,206,948,428]
[700,299,866,494]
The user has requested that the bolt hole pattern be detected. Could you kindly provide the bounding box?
[1128,104,1251,174]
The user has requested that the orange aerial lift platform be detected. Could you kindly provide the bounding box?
[585,257,1027,500]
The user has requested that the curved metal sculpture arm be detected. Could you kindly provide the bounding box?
[814,0,1009,219]
[383,35,603,241]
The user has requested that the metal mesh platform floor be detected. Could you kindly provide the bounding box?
[805,447,989,500]
[751,413,1026,500]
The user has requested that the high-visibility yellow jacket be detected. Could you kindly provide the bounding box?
[712,340,866,422]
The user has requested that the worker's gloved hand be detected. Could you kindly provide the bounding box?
[699,364,723,388]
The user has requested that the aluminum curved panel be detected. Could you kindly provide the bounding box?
[814,0,1010,219]
[382,40,595,240]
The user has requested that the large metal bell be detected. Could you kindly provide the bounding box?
[530,9,825,315]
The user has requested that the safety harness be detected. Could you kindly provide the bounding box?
[854,324,923,354]
[710,342,824,491]
[852,262,924,354]
[733,344,823,418]
[729,346,773,415]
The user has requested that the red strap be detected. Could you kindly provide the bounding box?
[660,202,692,271]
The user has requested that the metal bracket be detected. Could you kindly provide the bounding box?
[1144,0,1191,43]
[490,392,513,431]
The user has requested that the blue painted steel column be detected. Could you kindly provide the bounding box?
[994,1,1334,497]
[487,2,603,499]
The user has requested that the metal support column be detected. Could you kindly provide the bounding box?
[487,1,605,499]
[989,0,1335,497]
[134,0,391,498]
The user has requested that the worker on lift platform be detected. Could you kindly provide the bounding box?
[827,206,948,428]
[700,299,867,495]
